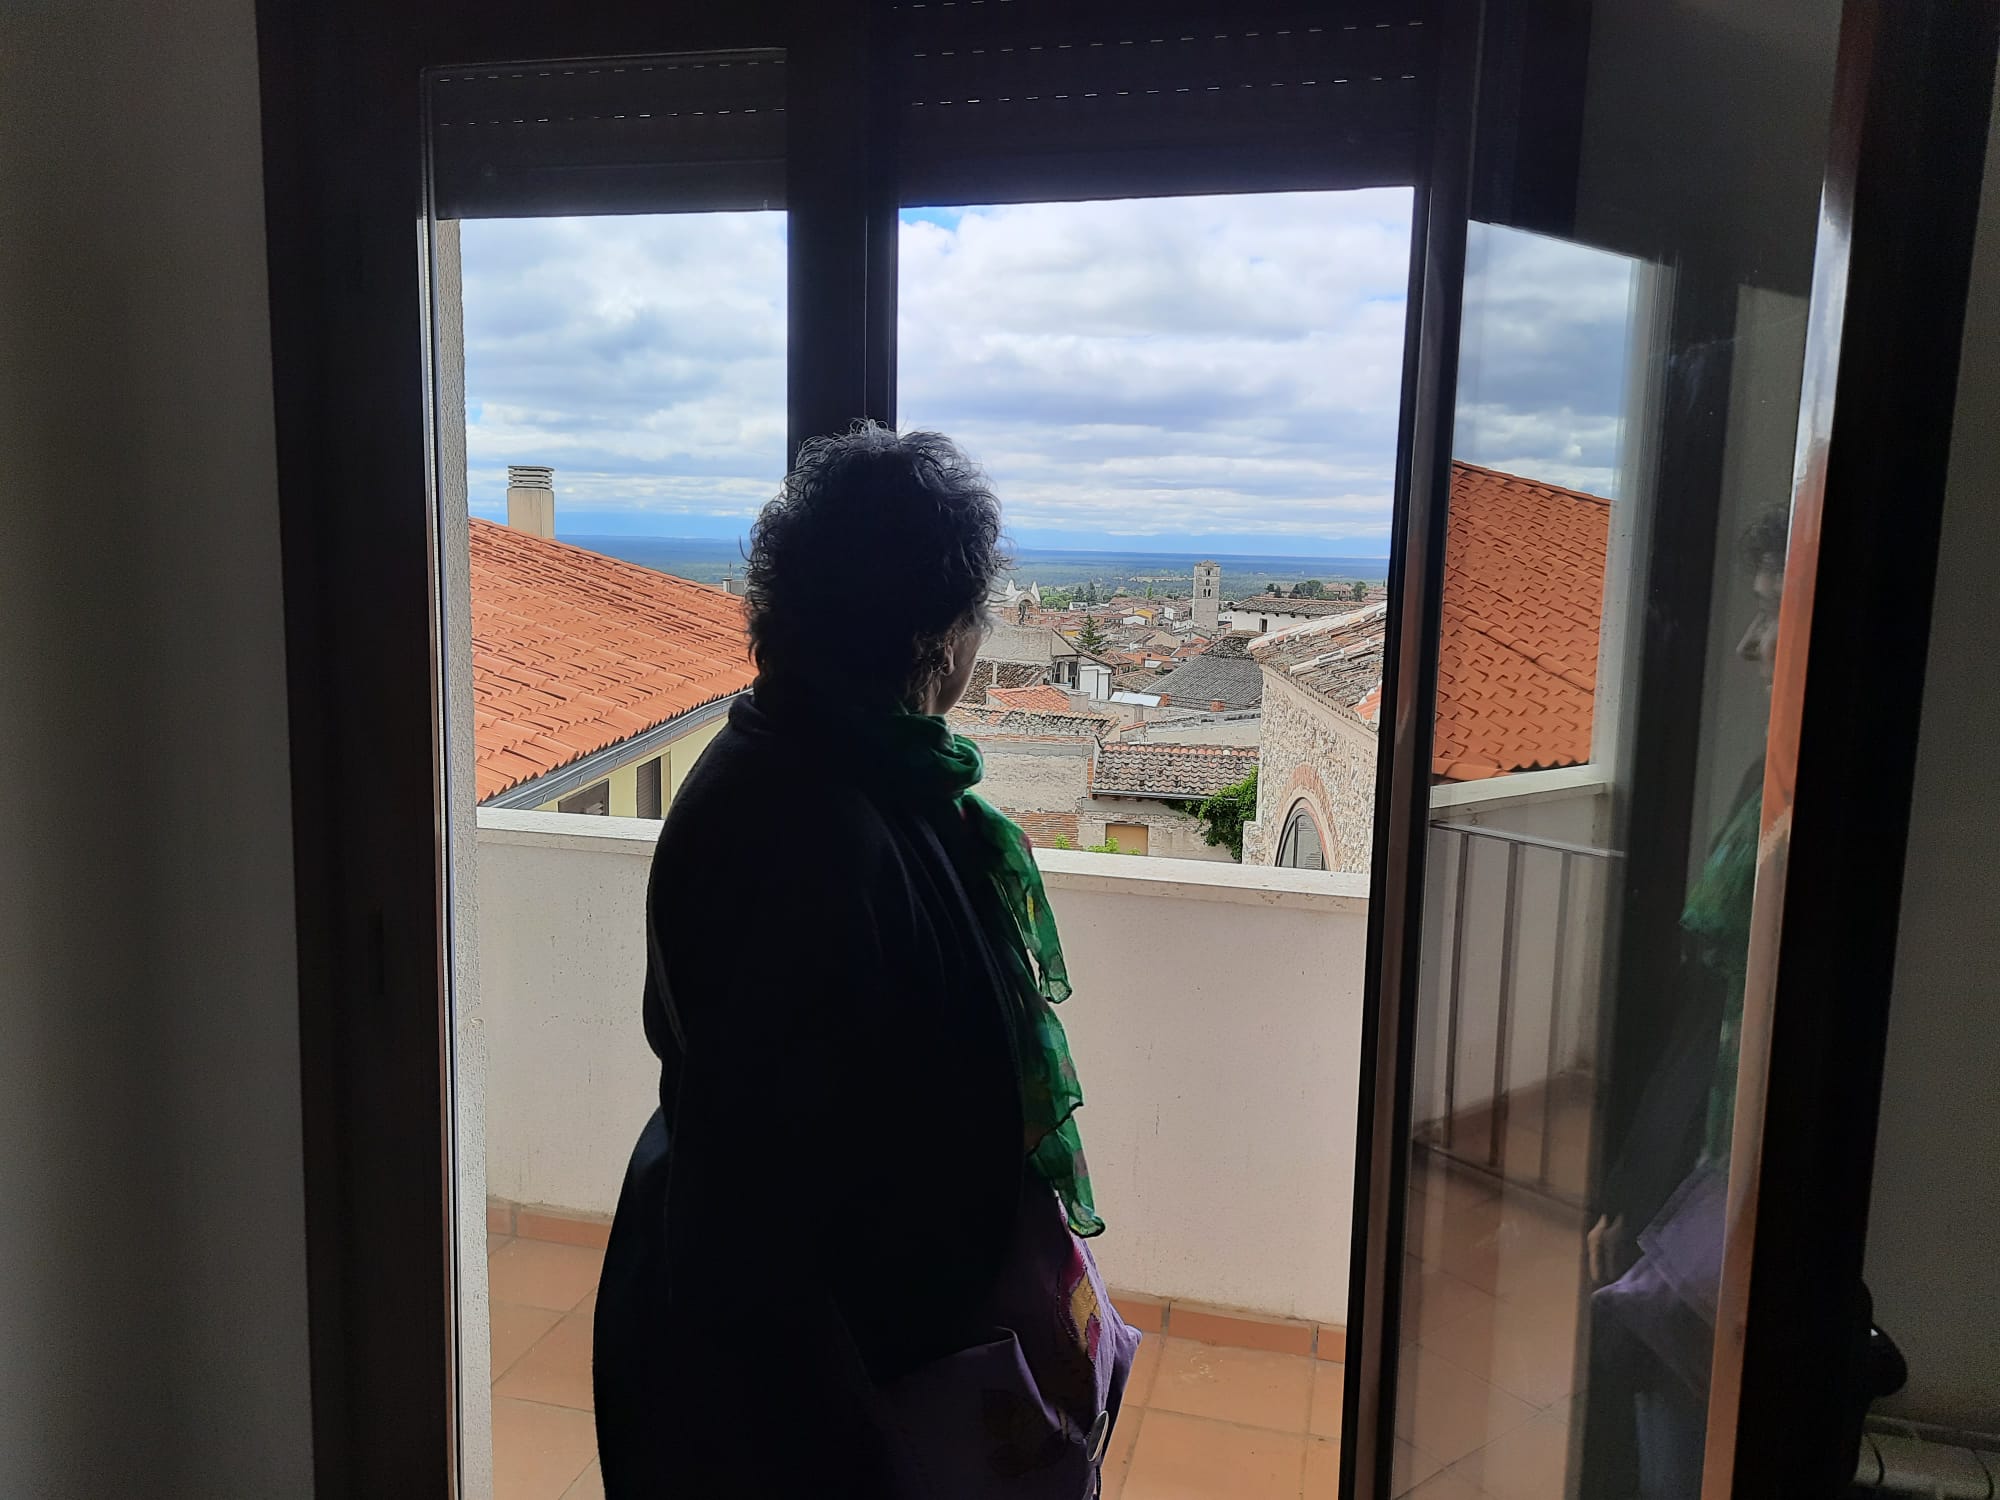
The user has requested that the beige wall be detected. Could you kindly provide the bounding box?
[1862,65,2000,1434]
[0,0,314,1490]
[1419,771,1617,1123]
[968,738,1094,815]
[529,713,730,818]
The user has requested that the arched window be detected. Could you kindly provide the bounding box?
[1275,800,1326,871]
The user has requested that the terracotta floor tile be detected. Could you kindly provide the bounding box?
[1101,1406,1145,1499]
[1126,1334,1163,1407]
[1404,1470,1488,1500]
[488,1238,604,1313]
[1113,1291,1168,1334]
[1148,1338,1313,1433]
[1419,1293,1581,1410]
[1123,1410,1307,1500]
[491,1396,597,1500]
[1404,1259,1498,1339]
[1426,1197,1584,1302]
[1309,1363,1344,1440]
[1303,1436,1342,1498]
[559,1460,605,1500]
[490,1301,563,1383]
[494,1307,595,1410]
[489,1233,513,1256]
[1393,1345,1539,1467]
[1392,1439,1444,1496]
[1447,1410,1571,1500]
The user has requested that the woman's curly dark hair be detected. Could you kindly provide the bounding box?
[746,422,1007,702]
[1739,502,1791,578]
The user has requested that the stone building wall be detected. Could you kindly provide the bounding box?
[1245,670,1378,872]
[1078,795,1235,862]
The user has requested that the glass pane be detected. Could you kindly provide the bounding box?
[427,27,790,1463]
[1393,7,1846,1495]
[898,190,1411,1493]
[445,202,783,1494]
[899,190,1408,862]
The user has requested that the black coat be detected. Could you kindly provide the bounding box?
[593,685,1028,1497]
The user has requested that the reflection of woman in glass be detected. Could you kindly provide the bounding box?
[1587,507,1787,1499]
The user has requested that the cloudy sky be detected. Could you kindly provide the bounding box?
[459,194,1635,556]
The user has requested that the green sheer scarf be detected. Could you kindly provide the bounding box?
[855,707,1103,1238]
[1681,781,1762,1165]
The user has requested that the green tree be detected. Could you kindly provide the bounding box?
[1083,579,1100,607]
[1084,833,1135,854]
[1293,579,1325,599]
[1075,613,1107,654]
[1144,582,1155,600]
[1349,580,1369,602]
[1041,588,1073,611]
[1195,767,1259,861]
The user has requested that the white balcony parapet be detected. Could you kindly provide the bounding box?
[473,807,1370,1326]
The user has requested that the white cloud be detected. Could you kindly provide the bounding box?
[458,193,1640,548]
[897,191,1414,545]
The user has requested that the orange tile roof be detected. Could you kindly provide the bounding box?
[469,518,754,801]
[1433,462,1610,780]
[987,684,1076,713]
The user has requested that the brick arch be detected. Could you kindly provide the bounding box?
[1285,760,1332,812]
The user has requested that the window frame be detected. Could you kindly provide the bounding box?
[1275,799,1328,871]
[555,780,611,817]
[258,0,1444,1488]
[254,0,1994,1491]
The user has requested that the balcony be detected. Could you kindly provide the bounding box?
[464,770,1608,1500]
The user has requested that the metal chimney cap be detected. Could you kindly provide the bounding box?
[507,465,555,490]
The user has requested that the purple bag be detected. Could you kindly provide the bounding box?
[878,1179,1141,1499]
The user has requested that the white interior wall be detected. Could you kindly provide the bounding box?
[0,1,314,1492]
[1862,65,2000,1436]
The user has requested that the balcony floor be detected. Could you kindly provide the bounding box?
[484,1162,1579,1500]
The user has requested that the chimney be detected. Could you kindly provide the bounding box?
[506,465,556,539]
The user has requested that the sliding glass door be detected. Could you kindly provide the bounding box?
[1346,4,1997,1499]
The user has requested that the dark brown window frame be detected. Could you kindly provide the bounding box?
[253,0,1995,1492]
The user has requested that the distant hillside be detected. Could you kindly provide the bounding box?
[564,533,1388,602]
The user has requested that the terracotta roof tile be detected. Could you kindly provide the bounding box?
[469,519,754,801]
[986,684,1076,713]
[1246,464,1610,780]
[1252,604,1389,723]
[1432,462,1609,778]
[1090,742,1259,799]
[950,704,1118,740]
[1229,592,1379,618]
[1145,632,1264,711]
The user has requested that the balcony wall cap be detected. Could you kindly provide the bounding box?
[476,807,1370,912]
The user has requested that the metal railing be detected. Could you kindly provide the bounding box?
[1417,820,1622,1208]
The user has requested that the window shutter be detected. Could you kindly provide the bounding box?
[637,757,664,819]
[890,0,1434,205]
[428,50,788,220]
